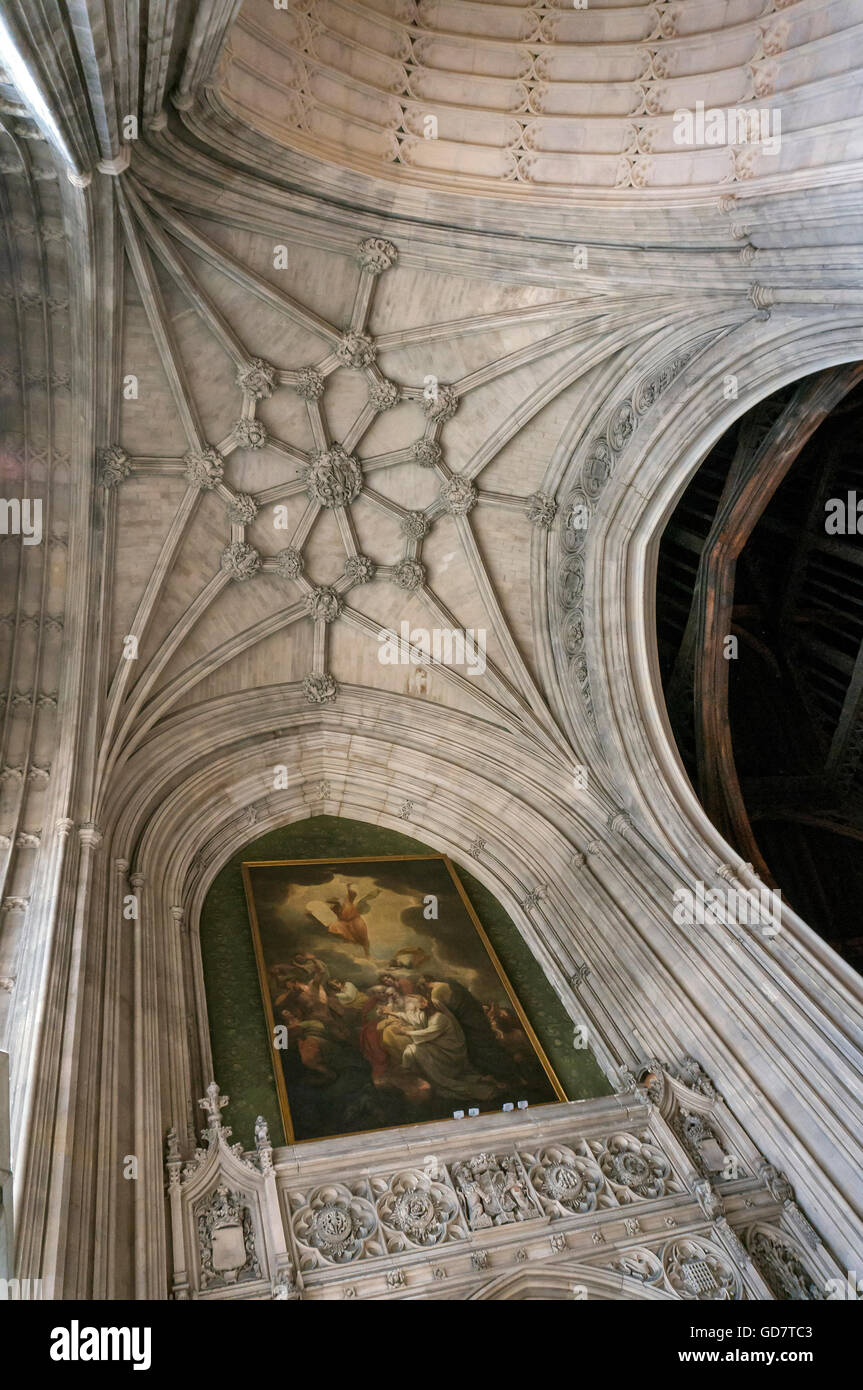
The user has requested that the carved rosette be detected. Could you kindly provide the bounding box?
[295,367,325,401]
[411,438,442,468]
[292,1185,378,1265]
[275,546,304,580]
[376,1171,463,1250]
[184,446,224,490]
[344,554,375,584]
[598,1133,677,1202]
[335,331,376,369]
[233,418,267,450]
[526,492,557,528]
[663,1237,742,1301]
[357,237,398,274]
[304,585,342,623]
[98,444,131,488]
[440,475,477,516]
[220,541,261,581]
[368,377,401,412]
[304,445,363,508]
[391,559,425,591]
[237,358,275,400]
[302,672,338,704]
[227,493,258,525]
[527,1144,605,1217]
[401,510,430,540]
[422,385,459,423]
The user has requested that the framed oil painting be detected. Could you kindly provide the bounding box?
[242,854,565,1143]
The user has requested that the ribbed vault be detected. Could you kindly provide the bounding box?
[0,0,862,1301]
[214,0,863,196]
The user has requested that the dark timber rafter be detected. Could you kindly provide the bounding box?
[687,365,863,877]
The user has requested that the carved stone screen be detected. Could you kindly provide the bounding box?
[243,853,564,1142]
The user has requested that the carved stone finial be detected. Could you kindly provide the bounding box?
[198,1082,228,1137]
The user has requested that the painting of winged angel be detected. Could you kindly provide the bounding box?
[242,854,563,1143]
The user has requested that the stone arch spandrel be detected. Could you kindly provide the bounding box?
[563,311,863,1272]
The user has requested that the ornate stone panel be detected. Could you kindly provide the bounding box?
[196,1186,261,1290]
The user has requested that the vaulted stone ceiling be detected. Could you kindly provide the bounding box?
[212,0,863,195]
[2,0,863,1292]
[102,180,597,782]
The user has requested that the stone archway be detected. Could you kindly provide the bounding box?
[470,1262,677,1301]
[574,319,863,1270]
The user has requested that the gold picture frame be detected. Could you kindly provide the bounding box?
[242,853,566,1144]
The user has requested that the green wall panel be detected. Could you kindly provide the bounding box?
[199,815,612,1147]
